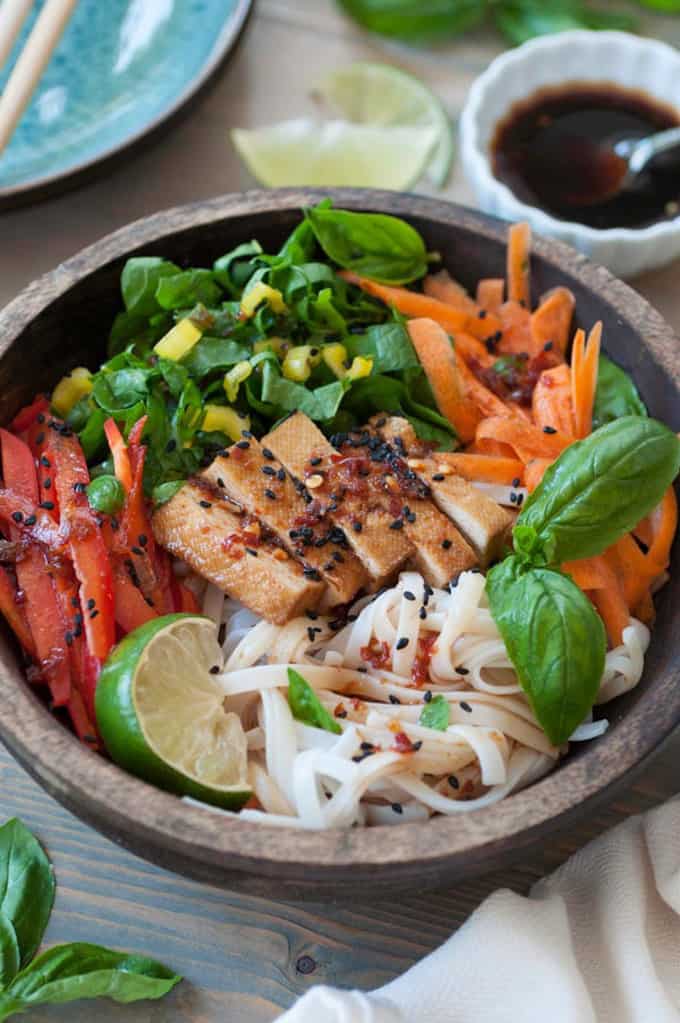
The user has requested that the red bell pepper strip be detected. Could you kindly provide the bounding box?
[0,565,35,657]
[127,415,147,449]
[172,577,201,614]
[67,684,99,750]
[103,419,133,493]
[45,425,115,662]
[0,432,71,706]
[112,558,157,632]
[0,491,63,549]
[9,395,49,436]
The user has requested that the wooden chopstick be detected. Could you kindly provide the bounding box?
[0,0,78,159]
[0,0,34,70]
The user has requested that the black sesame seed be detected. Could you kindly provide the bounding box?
[478,309,487,319]
[510,492,518,504]
[455,665,469,675]
[391,802,403,814]
[37,414,45,424]
[512,477,521,488]
[235,440,250,450]
[419,606,427,620]
[516,493,524,507]
[405,510,416,523]
[360,741,374,751]
[336,709,348,719]
[110,517,119,531]
[131,546,144,556]
[543,425,557,434]
[441,538,452,549]
[71,596,79,608]
[43,478,51,489]
[277,468,286,482]
[89,609,99,620]
[35,432,45,445]
[424,690,433,703]
[352,521,362,533]
[65,632,73,647]
[87,598,95,609]
[262,447,275,460]
[389,519,403,530]
[40,455,50,467]
[241,429,253,439]
[245,547,258,557]
[411,741,423,752]
[264,489,276,500]
[432,473,445,482]
[389,694,401,705]
[138,534,148,547]
[543,340,554,352]
[24,514,36,526]
[73,624,82,638]
[310,456,323,467]
[262,465,276,476]
[305,609,318,620]
[494,330,503,342]
[449,774,460,790]
[404,590,415,601]
[73,482,86,493]
[199,500,212,509]
[11,512,23,524]
[396,637,409,650]
[303,566,322,581]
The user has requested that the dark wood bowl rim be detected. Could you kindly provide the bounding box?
[0,188,678,885]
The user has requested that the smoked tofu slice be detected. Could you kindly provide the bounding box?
[262,413,413,588]
[152,481,324,625]
[372,415,512,566]
[201,437,367,607]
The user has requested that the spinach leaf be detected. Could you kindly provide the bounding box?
[0,819,53,971]
[77,408,108,461]
[419,694,450,731]
[152,480,185,506]
[0,915,19,990]
[486,557,605,745]
[277,197,332,264]
[182,337,252,379]
[261,361,347,421]
[287,669,341,735]
[515,416,680,565]
[592,354,647,429]
[213,241,264,296]
[0,943,180,1019]
[345,322,419,374]
[155,269,222,310]
[92,369,150,414]
[305,207,428,284]
[337,0,486,41]
[120,258,180,317]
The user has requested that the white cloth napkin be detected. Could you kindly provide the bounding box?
[277,796,680,1022]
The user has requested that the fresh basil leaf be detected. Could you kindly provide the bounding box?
[287,669,341,734]
[120,258,180,317]
[277,198,332,264]
[155,269,222,311]
[0,819,54,970]
[213,241,264,295]
[486,557,605,746]
[517,416,680,564]
[0,914,19,988]
[182,337,252,379]
[338,0,486,41]
[345,322,419,374]
[0,942,180,1019]
[305,208,428,285]
[419,694,450,731]
[592,354,647,429]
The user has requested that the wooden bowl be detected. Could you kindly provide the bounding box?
[0,189,678,899]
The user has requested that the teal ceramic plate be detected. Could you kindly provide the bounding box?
[0,0,252,209]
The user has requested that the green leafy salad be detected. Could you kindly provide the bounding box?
[57,203,454,505]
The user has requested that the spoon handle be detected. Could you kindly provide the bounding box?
[617,126,680,176]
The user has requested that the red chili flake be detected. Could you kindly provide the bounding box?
[392,731,415,754]
[411,632,438,686]
[359,639,392,671]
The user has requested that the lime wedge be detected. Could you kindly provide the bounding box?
[318,62,454,188]
[231,118,438,190]
[95,614,251,810]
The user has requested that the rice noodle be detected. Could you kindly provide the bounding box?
[184,569,649,830]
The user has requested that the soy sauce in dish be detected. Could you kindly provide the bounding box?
[492,82,680,229]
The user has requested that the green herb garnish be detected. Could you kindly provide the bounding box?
[287,668,342,735]
[419,694,450,731]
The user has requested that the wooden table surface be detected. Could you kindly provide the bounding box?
[2,3,680,1020]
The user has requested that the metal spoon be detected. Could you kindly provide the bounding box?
[613,126,680,193]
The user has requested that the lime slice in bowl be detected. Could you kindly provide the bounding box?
[95,614,251,810]
[231,118,438,189]
[317,62,454,188]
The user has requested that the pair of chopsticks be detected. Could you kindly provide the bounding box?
[0,0,77,159]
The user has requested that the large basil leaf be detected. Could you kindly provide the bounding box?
[338,0,486,41]
[0,943,180,1019]
[305,208,428,284]
[0,914,19,988]
[287,669,341,735]
[120,258,180,317]
[0,819,54,970]
[276,197,332,264]
[516,416,680,565]
[592,354,647,429]
[487,558,606,746]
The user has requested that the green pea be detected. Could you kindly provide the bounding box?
[86,475,125,516]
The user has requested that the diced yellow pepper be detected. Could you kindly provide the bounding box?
[346,356,373,382]
[253,336,290,358]
[52,367,93,417]
[154,318,203,361]
[223,361,252,403]
[322,343,349,380]
[240,282,287,319]
[281,345,322,383]
[202,405,251,441]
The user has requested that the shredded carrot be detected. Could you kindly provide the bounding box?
[633,589,656,626]
[524,457,553,492]
[455,354,525,422]
[476,416,570,463]
[497,300,532,355]
[571,322,601,439]
[530,287,575,356]
[532,363,574,438]
[338,271,502,344]
[605,534,655,609]
[406,319,480,444]
[564,555,629,647]
[507,222,531,307]
[646,486,677,571]
[476,278,505,314]
[436,452,524,485]
[423,270,478,314]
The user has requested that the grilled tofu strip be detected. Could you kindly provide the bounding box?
[262,413,412,587]
[152,480,324,625]
[201,438,367,607]
[372,415,513,566]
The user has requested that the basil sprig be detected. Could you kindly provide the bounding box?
[592,354,647,429]
[488,416,680,745]
[305,207,428,285]
[287,668,341,734]
[0,819,179,1020]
